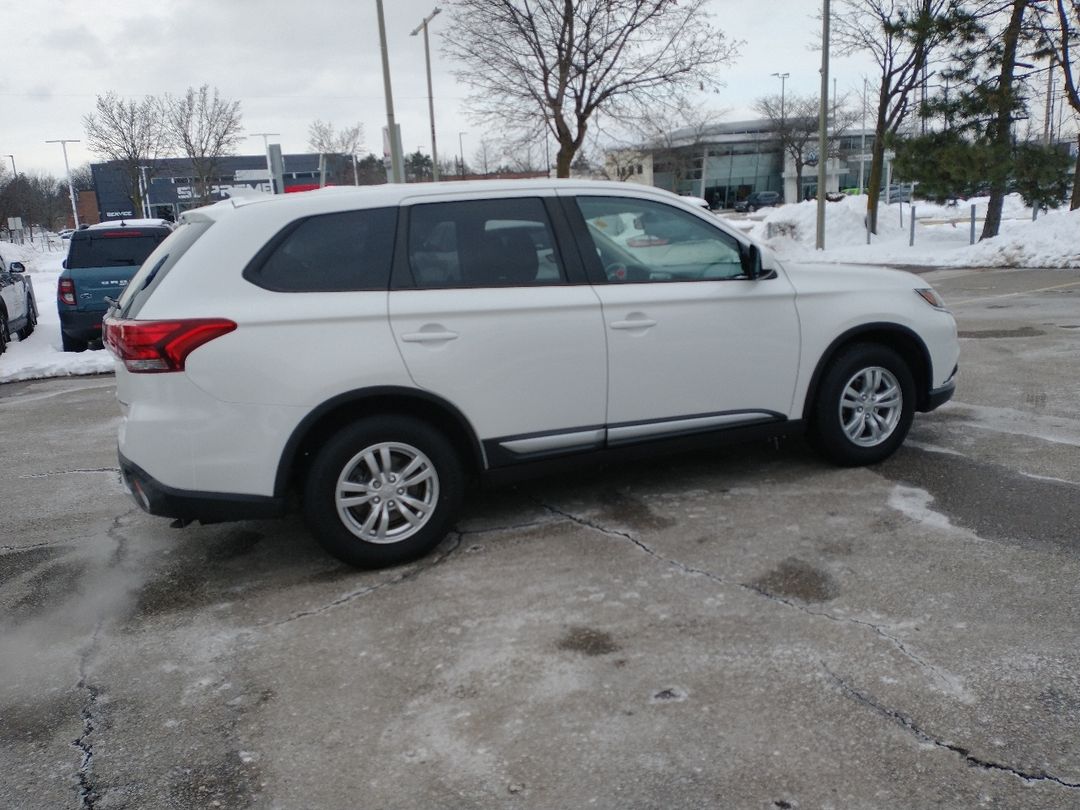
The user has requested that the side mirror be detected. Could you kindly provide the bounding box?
[740,243,762,279]
[8,262,25,273]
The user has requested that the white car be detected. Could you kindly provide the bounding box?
[104,180,958,568]
[0,253,37,353]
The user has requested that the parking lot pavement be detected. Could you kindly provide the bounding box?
[2,268,1079,809]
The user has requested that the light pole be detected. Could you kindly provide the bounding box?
[859,78,867,193]
[375,0,404,183]
[816,0,830,250]
[411,7,442,182]
[250,132,280,193]
[771,72,790,125]
[458,131,466,180]
[46,139,81,228]
[3,154,16,178]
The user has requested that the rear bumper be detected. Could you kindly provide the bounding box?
[59,308,106,341]
[119,451,286,524]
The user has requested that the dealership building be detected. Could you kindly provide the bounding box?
[90,154,329,222]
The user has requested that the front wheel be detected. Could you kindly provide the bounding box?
[811,343,915,466]
[302,416,464,568]
[0,309,8,354]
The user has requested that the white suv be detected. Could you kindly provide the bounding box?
[105,180,958,568]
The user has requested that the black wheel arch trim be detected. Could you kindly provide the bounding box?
[273,386,485,498]
[802,322,934,419]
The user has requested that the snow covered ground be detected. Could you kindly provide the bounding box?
[1,191,1076,384]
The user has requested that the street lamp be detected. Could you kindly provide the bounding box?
[3,154,16,178]
[46,139,81,228]
[249,132,280,193]
[458,131,467,180]
[411,7,442,182]
[771,72,790,125]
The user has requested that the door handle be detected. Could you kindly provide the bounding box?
[610,318,657,330]
[401,330,459,343]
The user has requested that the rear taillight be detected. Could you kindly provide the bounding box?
[58,278,76,306]
[103,317,237,373]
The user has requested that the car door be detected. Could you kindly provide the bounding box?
[389,194,608,465]
[563,192,801,444]
[0,259,23,322]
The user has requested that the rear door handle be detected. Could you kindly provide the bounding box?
[610,318,657,330]
[401,330,459,343]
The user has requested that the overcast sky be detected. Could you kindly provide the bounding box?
[3,0,882,178]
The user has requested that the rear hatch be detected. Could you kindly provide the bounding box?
[64,227,171,312]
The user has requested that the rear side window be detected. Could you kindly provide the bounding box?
[67,229,170,270]
[407,198,566,288]
[118,220,213,318]
[244,208,397,292]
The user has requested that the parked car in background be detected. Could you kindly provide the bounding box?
[880,185,912,203]
[0,253,37,353]
[733,191,783,213]
[105,180,958,569]
[58,219,173,352]
[57,229,75,240]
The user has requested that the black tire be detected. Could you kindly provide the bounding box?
[0,308,8,355]
[16,297,36,340]
[811,343,915,466]
[302,416,464,568]
[61,331,89,353]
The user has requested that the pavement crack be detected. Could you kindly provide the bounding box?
[270,532,462,626]
[825,665,1080,790]
[72,680,100,809]
[536,500,955,688]
[21,467,121,479]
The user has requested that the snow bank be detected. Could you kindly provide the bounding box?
[946,208,1080,269]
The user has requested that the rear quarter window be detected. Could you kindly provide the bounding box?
[243,207,398,292]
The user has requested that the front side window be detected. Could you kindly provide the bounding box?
[407,198,566,288]
[576,196,745,283]
[245,207,397,292]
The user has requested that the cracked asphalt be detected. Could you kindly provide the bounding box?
[2,267,1079,809]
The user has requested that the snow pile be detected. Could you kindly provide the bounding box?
[0,242,115,384]
[945,207,1080,269]
[748,195,904,249]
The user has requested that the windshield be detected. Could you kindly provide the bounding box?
[66,230,170,270]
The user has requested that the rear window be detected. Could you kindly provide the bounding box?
[66,228,170,270]
[243,208,397,292]
[117,221,213,319]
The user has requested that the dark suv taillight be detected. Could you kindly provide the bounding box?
[58,278,76,306]
[103,318,237,373]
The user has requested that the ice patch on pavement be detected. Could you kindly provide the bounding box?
[947,402,1080,448]
[887,485,955,532]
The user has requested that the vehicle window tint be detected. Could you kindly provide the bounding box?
[247,207,397,292]
[66,230,170,270]
[576,197,745,283]
[118,221,213,318]
[408,198,565,288]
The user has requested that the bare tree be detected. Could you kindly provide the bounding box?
[444,0,740,178]
[307,120,365,156]
[83,92,169,215]
[754,94,860,201]
[165,85,244,203]
[833,0,970,231]
[472,139,496,175]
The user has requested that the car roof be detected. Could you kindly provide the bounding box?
[180,179,705,224]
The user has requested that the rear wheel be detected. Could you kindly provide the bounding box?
[0,308,8,354]
[812,343,915,466]
[302,416,464,568]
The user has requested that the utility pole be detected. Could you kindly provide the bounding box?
[46,139,81,228]
[376,0,404,183]
[816,0,830,250]
[771,72,790,196]
[411,7,442,182]
[458,131,467,180]
[859,78,867,192]
[250,132,280,193]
